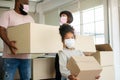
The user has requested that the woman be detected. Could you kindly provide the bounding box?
[59,11,73,25]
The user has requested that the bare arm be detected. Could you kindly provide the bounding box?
[0,26,17,54]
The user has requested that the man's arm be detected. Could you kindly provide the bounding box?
[0,26,17,54]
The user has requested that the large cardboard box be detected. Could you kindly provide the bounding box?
[7,23,96,54]
[92,44,115,80]
[67,56,102,80]
[75,35,96,53]
[32,57,55,80]
[7,23,62,53]
[99,66,115,80]
[92,44,114,66]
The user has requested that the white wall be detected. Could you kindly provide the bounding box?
[41,0,104,26]
[109,0,120,80]
[44,9,59,26]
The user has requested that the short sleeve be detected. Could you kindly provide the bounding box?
[0,11,9,28]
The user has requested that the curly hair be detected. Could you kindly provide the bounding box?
[60,10,73,24]
[59,24,75,42]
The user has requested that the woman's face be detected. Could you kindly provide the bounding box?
[61,13,68,18]
[60,14,68,24]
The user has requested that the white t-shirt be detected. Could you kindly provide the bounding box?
[0,10,34,59]
[58,48,84,80]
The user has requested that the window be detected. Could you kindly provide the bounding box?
[71,5,104,44]
[71,11,80,34]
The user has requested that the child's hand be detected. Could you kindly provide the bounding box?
[68,75,79,80]
[95,75,100,79]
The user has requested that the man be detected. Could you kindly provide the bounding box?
[0,0,34,80]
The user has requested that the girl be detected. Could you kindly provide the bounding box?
[58,24,83,80]
[57,24,100,80]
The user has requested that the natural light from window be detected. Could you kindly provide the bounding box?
[71,5,104,44]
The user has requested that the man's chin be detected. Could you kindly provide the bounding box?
[21,12,28,15]
[20,9,28,15]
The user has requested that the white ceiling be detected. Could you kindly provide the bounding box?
[0,0,51,2]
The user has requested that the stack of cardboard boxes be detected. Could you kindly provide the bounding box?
[7,23,115,80]
[67,35,102,80]
[7,23,59,79]
[92,44,115,80]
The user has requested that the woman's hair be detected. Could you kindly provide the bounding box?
[60,10,73,24]
[59,24,75,42]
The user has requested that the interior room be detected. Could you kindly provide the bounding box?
[0,0,120,80]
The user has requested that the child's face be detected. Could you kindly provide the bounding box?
[64,32,74,39]
[63,32,75,49]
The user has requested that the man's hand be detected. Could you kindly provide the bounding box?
[95,75,100,79]
[0,27,17,55]
[68,75,79,80]
[9,41,17,55]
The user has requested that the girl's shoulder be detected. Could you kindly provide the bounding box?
[58,50,69,56]
[58,50,66,55]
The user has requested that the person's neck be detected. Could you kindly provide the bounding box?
[14,7,21,14]
[63,46,75,50]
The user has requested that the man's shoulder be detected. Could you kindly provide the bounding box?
[2,10,14,15]
[26,15,35,22]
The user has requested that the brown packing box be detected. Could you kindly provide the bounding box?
[67,56,102,80]
[14,57,55,80]
[99,66,115,80]
[95,44,112,51]
[92,44,115,80]
[7,23,62,54]
[32,57,55,80]
[92,44,114,66]
[75,35,96,53]
[7,23,96,54]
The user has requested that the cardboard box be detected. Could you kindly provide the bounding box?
[32,57,55,80]
[99,66,115,80]
[67,56,102,80]
[96,44,113,51]
[31,53,46,59]
[7,23,96,54]
[7,23,62,53]
[75,35,96,53]
[92,44,114,66]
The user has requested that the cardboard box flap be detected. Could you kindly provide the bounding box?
[95,44,113,51]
